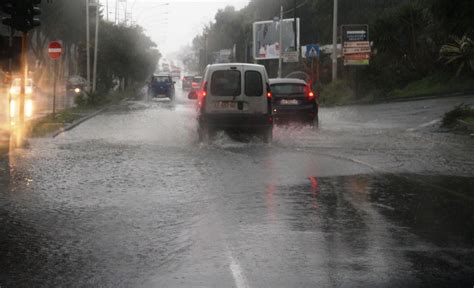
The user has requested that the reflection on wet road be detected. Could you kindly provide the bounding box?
[0,90,473,287]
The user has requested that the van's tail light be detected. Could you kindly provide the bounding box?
[198,82,208,109]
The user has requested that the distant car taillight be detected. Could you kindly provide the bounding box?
[306,85,315,101]
[266,83,272,99]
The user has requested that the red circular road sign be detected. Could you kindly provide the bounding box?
[48,41,62,60]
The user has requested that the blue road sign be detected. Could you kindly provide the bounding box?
[306,44,320,59]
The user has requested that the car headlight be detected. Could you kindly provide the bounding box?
[25,99,33,118]
[10,87,20,95]
[74,87,81,94]
[9,100,16,118]
[26,87,33,94]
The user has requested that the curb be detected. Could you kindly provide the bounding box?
[51,97,129,138]
[322,91,474,107]
[52,106,109,138]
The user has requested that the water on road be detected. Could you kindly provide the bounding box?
[0,89,473,287]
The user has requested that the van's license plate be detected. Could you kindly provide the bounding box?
[281,99,299,105]
[214,101,237,109]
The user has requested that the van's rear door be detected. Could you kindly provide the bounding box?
[242,66,267,114]
[206,65,267,115]
[206,65,243,114]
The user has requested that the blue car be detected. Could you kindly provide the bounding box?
[148,74,175,100]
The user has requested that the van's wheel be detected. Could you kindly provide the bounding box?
[262,127,273,143]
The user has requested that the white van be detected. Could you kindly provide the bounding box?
[188,63,273,142]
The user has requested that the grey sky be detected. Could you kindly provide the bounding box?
[105,0,250,56]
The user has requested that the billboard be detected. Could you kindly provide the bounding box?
[253,18,300,60]
[341,25,371,66]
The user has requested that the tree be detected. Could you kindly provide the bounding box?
[439,34,474,76]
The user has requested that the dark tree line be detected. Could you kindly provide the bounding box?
[188,0,473,96]
[27,0,160,95]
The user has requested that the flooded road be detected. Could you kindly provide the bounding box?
[0,89,473,287]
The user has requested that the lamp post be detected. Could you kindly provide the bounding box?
[277,5,283,78]
[331,0,338,81]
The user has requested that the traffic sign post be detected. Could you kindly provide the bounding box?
[341,25,371,66]
[48,41,62,117]
[305,44,320,59]
[305,44,320,94]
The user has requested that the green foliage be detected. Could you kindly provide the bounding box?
[187,0,473,99]
[97,22,160,93]
[439,34,474,76]
[389,73,474,98]
[74,92,88,107]
[319,80,356,105]
[442,104,474,127]
[30,1,160,99]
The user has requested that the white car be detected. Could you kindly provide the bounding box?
[188,63,273,142]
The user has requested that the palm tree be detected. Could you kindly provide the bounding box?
[439,34,474,76]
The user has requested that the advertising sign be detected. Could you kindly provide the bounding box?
[283,51,299,63]
[253,18,300,60]
[341,25,370,66]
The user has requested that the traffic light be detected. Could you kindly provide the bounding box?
[1,0,42,32]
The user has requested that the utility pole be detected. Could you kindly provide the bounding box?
[92,2,100,92]
[124,0,127,26]
[106,0,109,22]
[86,0,91,91]
[332,0,338,81]
[19,32,27,128]
[115,0,118,24]
[293,0,297,52]
[278,5,283,78]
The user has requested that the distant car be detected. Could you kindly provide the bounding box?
[182,75,194,90]
[190,76,202,91]
[171,69,181,79]
[269,78,318,126]
[9,78,35,122]
[148,74,175,100]
[67,75,87,95]
[188,63,273,143]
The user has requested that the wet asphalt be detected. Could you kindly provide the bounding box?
[0,88,473,287]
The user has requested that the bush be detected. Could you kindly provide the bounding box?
[74,92,87,107]
[442,104,474,127]
[320,80,356,105]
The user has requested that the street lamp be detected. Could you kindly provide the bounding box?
[274,5,284,78]
[332,0,338,81]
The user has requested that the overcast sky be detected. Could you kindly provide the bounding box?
[103,0,250,57]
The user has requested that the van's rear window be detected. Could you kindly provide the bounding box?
[271,84,306,96]
[211,70,241,96]
[245,71,263,96]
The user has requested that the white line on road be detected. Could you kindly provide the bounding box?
[227,251,250,288]
[406,119,440,132]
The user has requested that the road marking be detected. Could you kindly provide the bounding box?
[406,119,440,132]
[227,251,250,288]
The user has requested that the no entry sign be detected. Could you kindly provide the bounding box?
[48,41,62,60]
